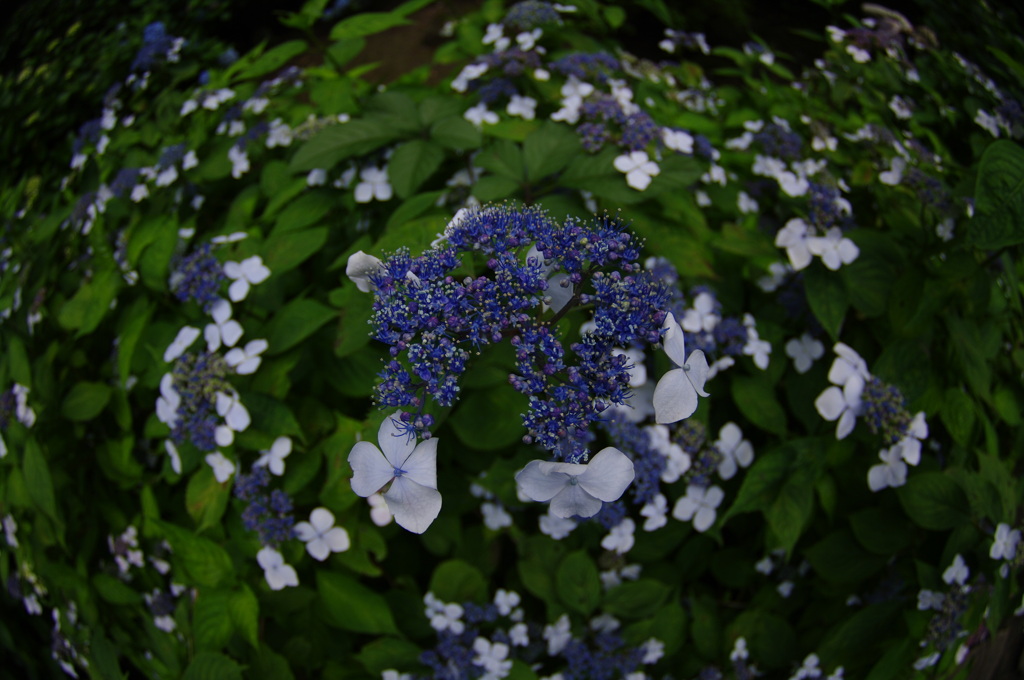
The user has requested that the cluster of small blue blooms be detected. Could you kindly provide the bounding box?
[558,630,648,680]
[753,122,804,160]
[924,584,969,655]
[807,183,854,232]
[71,119,104,159]
[550,52,620,84]
[574,95,659,153]
[904,168,952,213]
[860,378,915,446]
[678,421,721,487]
[479,48,545,80]
[503,1,563,30]
[169,352,231,451]
[233,464,296,546]
[108,167,141,199]
[692,134,718,161]
[169,244,225,310]
[599,413,666,505]
[595,500,627,529]
[367,205,667,462]
[130,22,184,73]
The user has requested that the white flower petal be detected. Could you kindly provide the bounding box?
[653,368,697,424]
[384,477,442,534]
[349,441,396,497]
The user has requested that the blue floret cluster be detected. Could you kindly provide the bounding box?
[366,204,668,463]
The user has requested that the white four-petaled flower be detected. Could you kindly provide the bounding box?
[515,447,635,519]
[204,298,243,352]
[349,414,442,533]
[255,436,292,476]
[224,338,268,375]
[224,255,271,302]
[205,451,236,483]
[614,151,660,191]
[257,546,299,590]
[990,523,1021,562]
[294,507,351,561]
[653,312,709,424]
[672,484,724,532]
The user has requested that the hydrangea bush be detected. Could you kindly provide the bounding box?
[1,0,1023,678]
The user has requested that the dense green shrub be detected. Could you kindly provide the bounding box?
[1,1,1022,678]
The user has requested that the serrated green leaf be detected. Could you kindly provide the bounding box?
[429,560,488,604]
[330,11,411,40]
[970,140,1024,248]
[156,521,235,588]
[272,191,334,234]
[897,471,970,531]
[193,590,234,651]
[92,573,142,605]
[602,579,670,619]
[57,268,120,334]
[186,467,230,533]
[450,387,529,450]
[182,652,242,680]
[235,40,307,81]
[229,586,260,649]
[263,227,328,275]
[317,571,399,634]
[805,530,888,583]
[388,140,445,199]
[61,381,112,421]
[557,551,601,615]
[804,265,848,340]
[731,375,787,436]
[265,298,337,355]
[24,438,59,525]
[431,115,482,150]
[523,121,581,182]
[290,119,401,172]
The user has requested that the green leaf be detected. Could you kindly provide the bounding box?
[897,471,970,530]
[229,586,260,649]
[272,191,334,234]
[472,175,520,202]
[517,535,567,612]
[23,438,59,525]
[266,298,337,355]
[186,467,231,533]
[450,387,529,450]
[290,119,401,172]
[239,391,304,438]
[156,521,235,588]
[970,140,1024,248]
[118,299,153,386]
[805,530,888,583]
[557,551,601,615]
[7,335,31,386]
[849,508,913,555]
[235,40,307,80]
[330,12,411,39]
[690,594,720,658]
[804,265,848,339]
[317,571,399,634]
[263,227,328,275]
[623,602,687,654]
[841,246,893,317]
[356,638,424,676]
[429,560,488,604]
[731,375,787,436]
[523,121,582,182]
[61,381,111,421]
[92,573,142,605]
[729,610,797,669]
[330,287,375,358]
[57,268,119,334]
[388,140,445,199]
[940,387,975,446]
[476,139,525,180]
[602,579,670,619]
[248,646,295,680]
[431,115,482,150]
[193,590,234,651]
[182,652,242,680]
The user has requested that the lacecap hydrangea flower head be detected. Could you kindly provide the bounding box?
[347,203,710,529]
[355,203,669,463]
